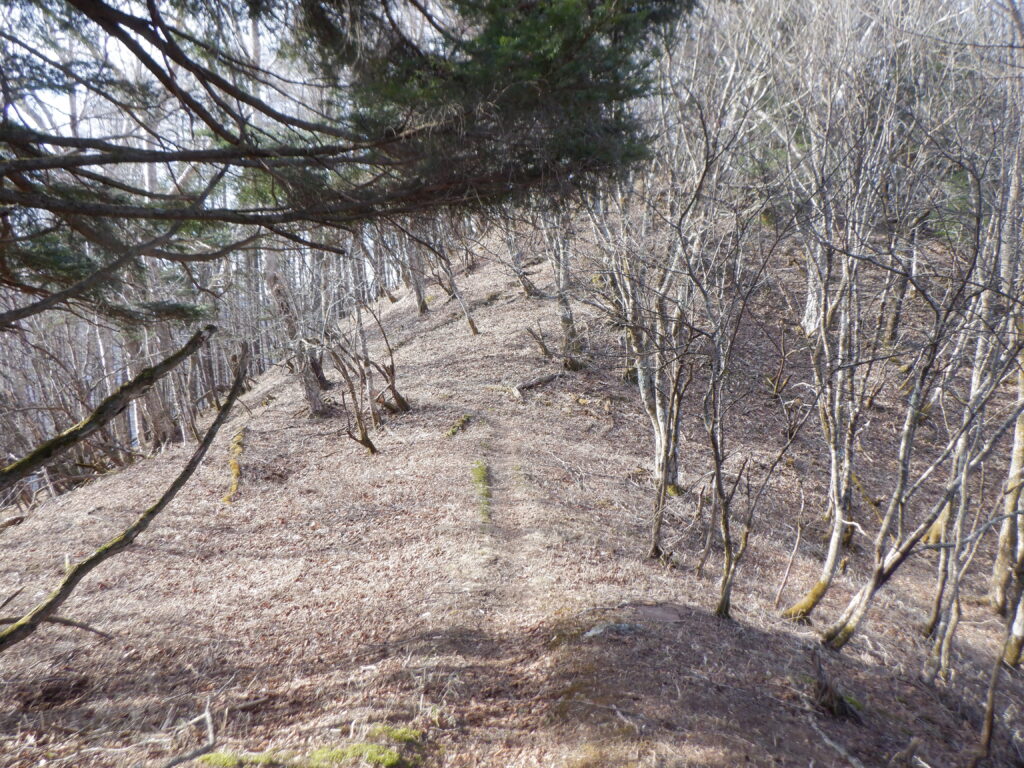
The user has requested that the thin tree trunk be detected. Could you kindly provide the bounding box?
[992,360,1024,614]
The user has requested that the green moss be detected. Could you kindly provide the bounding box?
[348,744,403,767]
[308,744,402,767]
[222,427,246,503]
[309,746,356,766]
[445,414,471,437]
[842,693,865,712]
[308,747,346,766]
[367,725,423,744]
[782,579,829,621]
[200,752,287,767]
[471,460,492,522]
[253,754,290,766]
[199,754,242,768]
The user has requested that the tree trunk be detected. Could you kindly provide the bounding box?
[783,446,849,620]
[546,212,583,369]
[265,251,330,417]
[648,427,679,559]
[1006,590,1024,666]
[992,361,1024,614]
[407,243,429,314]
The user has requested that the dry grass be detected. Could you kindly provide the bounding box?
[1,256,1022,767]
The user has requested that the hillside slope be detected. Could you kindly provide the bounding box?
[1,258,1022,767]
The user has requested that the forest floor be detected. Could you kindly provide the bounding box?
[1,256,1023,768]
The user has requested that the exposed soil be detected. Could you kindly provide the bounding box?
[1,256,1022,767]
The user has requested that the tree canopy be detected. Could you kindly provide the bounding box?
[0,0,688,324]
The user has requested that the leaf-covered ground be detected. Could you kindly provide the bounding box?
[2,256,1022,767]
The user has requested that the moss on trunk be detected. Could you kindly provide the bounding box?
[782,579,829,621]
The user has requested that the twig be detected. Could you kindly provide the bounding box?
[160,703,216,768]
[805,710,867,768]
[775,522,804,609]
[676,667,812,716]
[886,737,922,767]
[525,326,552,358]
[0,587,23,612]
[228,696,271,713]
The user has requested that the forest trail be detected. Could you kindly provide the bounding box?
[2,259,1022,767]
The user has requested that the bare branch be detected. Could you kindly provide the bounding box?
[0,345,248,654]
[0,326,217,493]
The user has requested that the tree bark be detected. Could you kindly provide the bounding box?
[991,360,1024,613]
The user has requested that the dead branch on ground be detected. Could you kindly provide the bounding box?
[511,371,562,401]
[0,615,112,639]
[159,704,216,768]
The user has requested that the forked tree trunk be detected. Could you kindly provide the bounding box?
[309,354,331,391]
[923,475,971,681]
[505,230,541,298]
